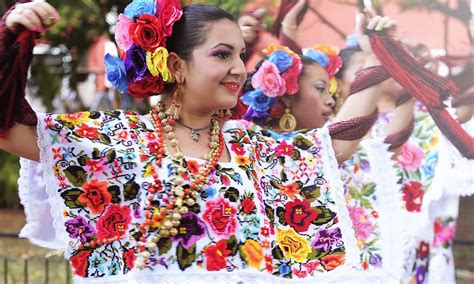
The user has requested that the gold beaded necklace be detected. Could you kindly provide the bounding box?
[135,101,225,268]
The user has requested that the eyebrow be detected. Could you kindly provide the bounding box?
[314,80,328,85]
[211,43,247,52]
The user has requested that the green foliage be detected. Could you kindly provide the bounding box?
[0,152,20,208]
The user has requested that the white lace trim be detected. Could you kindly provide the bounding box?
[35,113,69,256]
[361,137,407,280]
[318,127,360,278]
[17,158,63,249]
[72,269,399,284]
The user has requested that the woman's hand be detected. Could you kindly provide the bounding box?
[5,0,60,34]
[280,0,307,39]
[238,9,266,46]
[357,9,397,54]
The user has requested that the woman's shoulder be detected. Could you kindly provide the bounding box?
[38,110,153,142]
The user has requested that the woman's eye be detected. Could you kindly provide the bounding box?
[215,51,231,59]
[240,52,247,60]
[315,86,326,93]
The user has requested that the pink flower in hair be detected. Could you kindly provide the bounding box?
[251,61,286,97]
[115,14,134,52]
[157,0,183,37]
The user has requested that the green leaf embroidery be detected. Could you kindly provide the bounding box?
[64,166,87,187]
[60,188,83,209]
[158,238,173,256]
[361,183,376,197]
[312,206,336,225]
[227,235,240,256]
[224,187,240,202]
[107,185,121,203]
[123,180,139,201]
[300,185,321,202]
[177,243,196,271]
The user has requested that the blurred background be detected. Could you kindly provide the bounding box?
[0,0,473,283]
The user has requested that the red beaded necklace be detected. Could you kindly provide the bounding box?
[135,103,225,268]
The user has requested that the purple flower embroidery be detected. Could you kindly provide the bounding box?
[172,212,207,249]
[369,254,382,268]
[65,215,95,243]
[415,265,426,284]
[311,227,342,251]
[359,159,370,171]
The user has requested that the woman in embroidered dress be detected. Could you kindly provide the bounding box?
[239,4,413,283]
[1,0,363,283]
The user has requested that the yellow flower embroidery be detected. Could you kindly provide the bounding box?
[58,112,91,125]
[235,155,251,166]
[276,228,310,262]
[240,239,264,269]
[146,47,174,83]
[144,163,157,177]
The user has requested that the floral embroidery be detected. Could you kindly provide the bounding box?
[241,239,264,269]
[433,217,456,248]
[339,144,384,272]
[95,204,132,240]
[77,179,112,214]
[276,228,311,262]
[40,112,352,280]
[284,199,318,232]
[203,239,231,271]
[65,215,95,243]
[172,212,207,249]
[402,181,424,212]
[203,197,238,236]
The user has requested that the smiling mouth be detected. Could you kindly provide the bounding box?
[220,82,241,93]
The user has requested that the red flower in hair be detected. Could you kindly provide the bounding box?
[281,57,302,95]
[130,14,165,52]
[128,75,164,98]
[325,55,343,77]
[157,0,183,37]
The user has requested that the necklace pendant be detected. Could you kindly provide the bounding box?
[190,129,200,142]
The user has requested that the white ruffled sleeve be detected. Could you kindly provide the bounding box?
[18,157,63,249]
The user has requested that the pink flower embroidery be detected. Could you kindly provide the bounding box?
[397,143,425,171]
[203,197,238,236]
[348,206,375,241]
[275,141,295,157]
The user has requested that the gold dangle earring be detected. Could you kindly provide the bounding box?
[166,86,183,120]
[279,108,297,132]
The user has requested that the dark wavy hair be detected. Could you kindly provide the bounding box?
[164,4,236,93]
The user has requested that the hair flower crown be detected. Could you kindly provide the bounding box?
[302,43,343,95]
[241,44,303,122]
[104,0,183,98]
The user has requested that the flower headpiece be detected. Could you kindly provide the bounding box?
[302,43,343,96]
[104,0,183,98]
[241,44,303,122]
